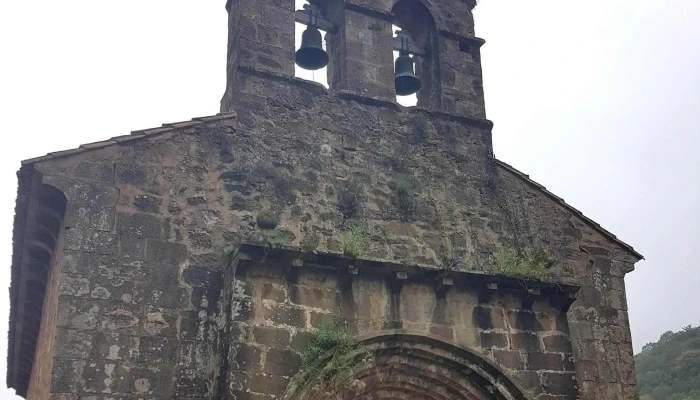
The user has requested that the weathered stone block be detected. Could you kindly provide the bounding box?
[510,370,543,395]
[63,228,84,251]
[263,348,301,376]
[64,182,120,209]
[184,267,224,289]
[290,331,314,351]
[289,285,338,312]
[118,213,163,239]
[146,240,188,264]
[133,284,188,308]
[180,310,217,341]
[79,361,119,393]
[607,290,628,310]
[250,373,289,395]
[59,274,90,297]
[262,304,306,328]
[100,303,142,333]
[57,297,100,331]
[94,333,140,361]
[506,310,537,331]
[143,306,178,337]
[120,364,175,396]
[479,331,508,349]
[474,306,506,330]
[233,344,263,371]
[492,349,525,370]
[118,235,146,261]
[511,332,541,352]
[174,373,212,398]
[83,231,118,255]
[543,334,572,353]
[54,329,95,359]
[568,321,594,340]
[134,194,162,213]
[253,326,291,348]
[50,358,84,393]
[191,286,222,310]
[229,370,252,393]
[116,163,148,185]
[597,359,619,383]
[541,372,578,396]
[137,336,178,365]
[527,352,565,371]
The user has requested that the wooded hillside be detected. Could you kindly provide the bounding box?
[635,325,700,400]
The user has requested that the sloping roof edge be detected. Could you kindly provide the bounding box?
[20,112,238,165]
[496,159,643,261]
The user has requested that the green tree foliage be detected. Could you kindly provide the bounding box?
[636,325,700,400]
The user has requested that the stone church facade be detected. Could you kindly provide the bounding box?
[7,1,642,399]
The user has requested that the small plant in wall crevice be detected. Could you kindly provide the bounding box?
[392,174,420,219]
[492,247,555,282]
[337,178,364,221]
[342,224,367,258]
[285,322,377,398]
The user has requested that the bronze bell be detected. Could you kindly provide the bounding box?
[394,50,421,96]
[296,26,329,71]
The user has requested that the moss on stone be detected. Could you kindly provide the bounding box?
[342,225,366,258]
[493,247,554,281]
[266,228,296,249]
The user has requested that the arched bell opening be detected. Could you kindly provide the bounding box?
[391,0,441,109]
[294,0,343,88]
[294,0,329,87]
[283,332,529,400]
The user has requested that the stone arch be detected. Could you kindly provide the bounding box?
[391,0,477,37]
[284,331,529,400]
[392,0,441,108]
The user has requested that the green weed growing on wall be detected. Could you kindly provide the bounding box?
[393,174,419,218]
[342,225,366,258]
[266,228,295,249]
[493,247,554,281]
[288,322,375,396]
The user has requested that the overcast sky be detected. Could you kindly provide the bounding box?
[0,0,698,397]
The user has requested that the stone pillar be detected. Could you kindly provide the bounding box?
[438,34,486,119]
[222,0,296,111]
[337,7,395,100]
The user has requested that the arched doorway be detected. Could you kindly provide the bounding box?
[284,331,529,400]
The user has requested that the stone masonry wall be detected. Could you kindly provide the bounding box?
[219,246,579,400]
[30,71,639,399]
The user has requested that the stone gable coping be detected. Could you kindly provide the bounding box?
[496,160,643,261]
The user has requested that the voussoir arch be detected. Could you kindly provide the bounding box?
[284,330,529,400]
